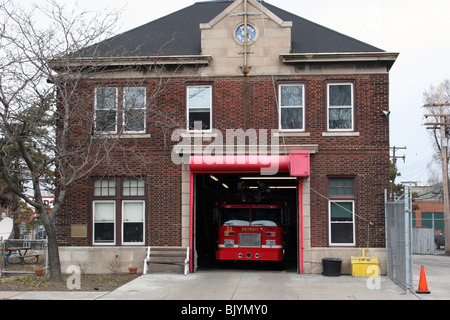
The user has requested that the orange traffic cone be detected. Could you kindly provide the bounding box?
[416,265,430,294]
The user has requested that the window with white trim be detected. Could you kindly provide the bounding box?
[279,84,305,131]
[92,178,145,245]
[124,87,146,133]
[93,201,116,244]
[95,87,146,134]
[95,87,118,133]
[327,83,354,131]
[122,201,145,244]
[187,85,212,131]
[328,178,355,246]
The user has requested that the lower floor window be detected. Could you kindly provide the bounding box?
[93,200,145,245]
[329,200,355,246]
[93,201,115,244]
[122,201,145,244]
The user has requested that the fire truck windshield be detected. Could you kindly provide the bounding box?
[220,207,281,227]
[251,208,281,226]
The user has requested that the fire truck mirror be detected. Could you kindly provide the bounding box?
[213,207,219,224]
[282,208,290,225]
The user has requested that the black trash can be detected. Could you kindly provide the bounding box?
[322,258,342,277]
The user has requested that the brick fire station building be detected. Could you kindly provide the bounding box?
[54,0,398,274]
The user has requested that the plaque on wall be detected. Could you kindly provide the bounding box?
[71,224,87,238]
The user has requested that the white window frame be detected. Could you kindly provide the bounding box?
[122,200,145,245]
[95,87,118,134]
[187,85,213,132]
[93,200,116,246]
[278,84,305,132]
[328,200,355,246]
[123,87,146,134]
[327,83,354,132]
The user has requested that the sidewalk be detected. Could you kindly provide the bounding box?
[0,270,422,300]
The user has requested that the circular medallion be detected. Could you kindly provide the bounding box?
[235,24,256,43]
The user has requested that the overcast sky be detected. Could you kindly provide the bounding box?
[28,0,450,183]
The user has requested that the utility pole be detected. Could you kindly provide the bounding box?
[390,146,406,164]
[423,85,450,255]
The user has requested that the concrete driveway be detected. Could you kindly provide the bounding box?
[413,252,450,300]
[2,253,449,301]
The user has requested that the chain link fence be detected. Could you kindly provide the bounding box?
[1,238,48,276]
[385,186,413,294]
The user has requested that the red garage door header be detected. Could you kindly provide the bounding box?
[189,150,310,177]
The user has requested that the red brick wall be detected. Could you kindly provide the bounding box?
[57,73,390,248]
[413,200,444,229]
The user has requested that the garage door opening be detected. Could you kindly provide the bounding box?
[193,172,299,272]
[188,151,310,273]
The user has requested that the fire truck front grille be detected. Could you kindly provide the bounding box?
[239,233,261,248]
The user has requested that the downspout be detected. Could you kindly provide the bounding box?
[243,0,249,75]
[189,170,194,273]
[298,179,304,274]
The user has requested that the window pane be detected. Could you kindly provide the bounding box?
[94,180,116,196]
[188,86,211,131]
[125,109,145,132]
[188,86,211,109]
[329,178,354,196]
[329,108,352,129]
[96,88,117,110]
[281,108,303,130]
[123,179,145,196]
[123,223,144,243]
[124,88,146,132]
[329,85,352,106]
[331,223,353,244]
[93,200,115,243]
[93,202,115,221]
[123,202,144,222]
[124,88,145,109]
[96,110,117,132]
[188,112,211,131]
[330,202,353,221]
[281,85,303,107]
[123,200,144,244]
[94,223,115,243]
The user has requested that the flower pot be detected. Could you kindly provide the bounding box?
[34,269,44,276]
[129,267,137,274]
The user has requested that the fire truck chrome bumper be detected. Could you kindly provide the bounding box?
[218,245,282,248]
[216,247,283,261]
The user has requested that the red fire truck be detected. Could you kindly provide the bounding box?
[216,203,286,262]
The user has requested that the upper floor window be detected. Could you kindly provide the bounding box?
[327,83,354,131]
[95,87,146,134]
[95,87,118,133]
[124,87,146,133]
[187,85,212,131]
[279,84,305,131]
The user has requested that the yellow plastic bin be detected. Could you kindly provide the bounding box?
[351,250,379,277]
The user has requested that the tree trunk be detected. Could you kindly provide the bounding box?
[40,209,63,283]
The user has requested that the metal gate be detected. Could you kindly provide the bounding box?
[385,186,413,294]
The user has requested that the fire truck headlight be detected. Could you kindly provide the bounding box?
[224,240,235,247]
[265,240,277,247]
[265,232,277,238]
[224,231,235,237]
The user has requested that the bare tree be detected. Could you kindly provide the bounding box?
[0,0,125,282]
[0,0,201,282]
